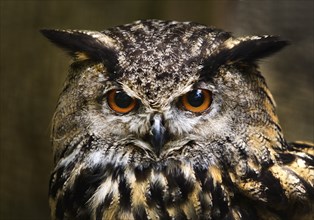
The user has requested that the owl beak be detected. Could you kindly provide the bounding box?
[149,114,166,156]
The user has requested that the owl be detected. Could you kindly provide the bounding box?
[41,20,314,220]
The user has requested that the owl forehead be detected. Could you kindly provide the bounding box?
[103,20,229,104]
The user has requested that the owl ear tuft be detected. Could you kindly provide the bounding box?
[40,29,118,67]
[222,35,289,62]
[203,35,289,73]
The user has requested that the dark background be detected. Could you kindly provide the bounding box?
[0,1,313,219]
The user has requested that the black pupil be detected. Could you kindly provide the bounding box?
[114,91,133,108]
[187,90,204,107]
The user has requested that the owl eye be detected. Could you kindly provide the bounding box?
[181,89,212,113]
[107,90,137,114]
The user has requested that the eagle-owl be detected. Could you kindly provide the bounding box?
[41,20,314,220]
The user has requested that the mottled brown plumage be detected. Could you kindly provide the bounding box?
[42,20,314,220]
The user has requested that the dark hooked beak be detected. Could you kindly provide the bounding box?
[149,114,166,156]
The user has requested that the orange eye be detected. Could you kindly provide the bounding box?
[107,90,137,114]
[181,89,212,113]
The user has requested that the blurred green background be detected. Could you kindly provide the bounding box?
[0,1,313,219]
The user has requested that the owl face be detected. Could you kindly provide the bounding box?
[42,20,296,219]
[44,20,286,163]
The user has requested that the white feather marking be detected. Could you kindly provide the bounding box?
[57,146,81,168]
[86,151,103,167]
[89,177,118,209]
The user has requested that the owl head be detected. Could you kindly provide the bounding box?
[42,20,287,167]
[41,20,298,219]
